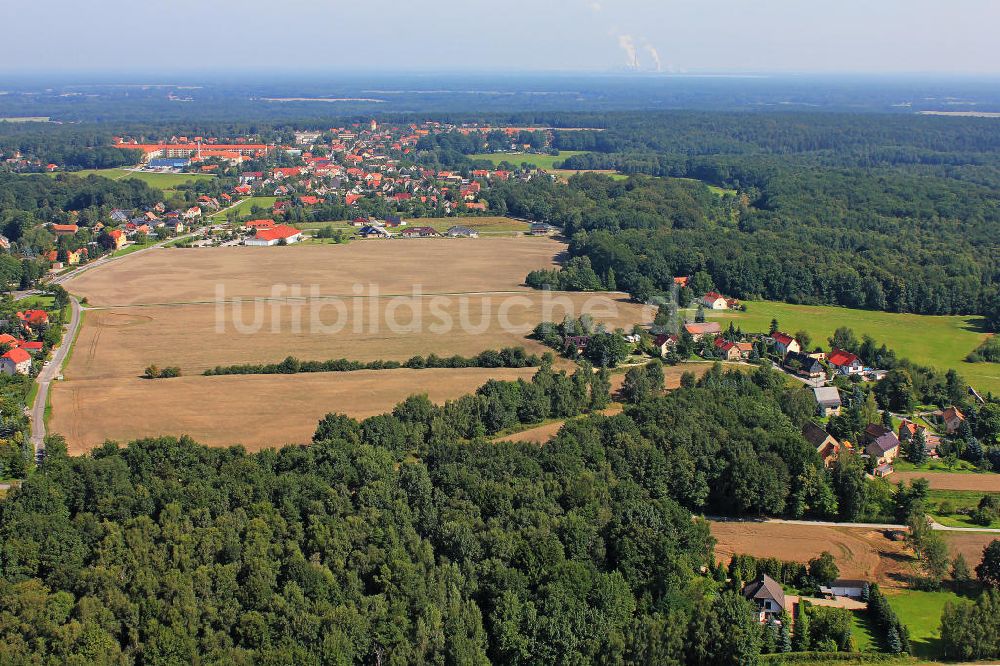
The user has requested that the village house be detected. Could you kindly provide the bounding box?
[802,421,841,467]
[941,406,965,434]
[50,223,79,236]
[16,340,43,354]
[700,291,728,310]
[828,349,864,376]
[684,322,722,341]
[812,386,843,417]
[17,310,49,332]
[358,225,391,239]
[244,225,302,246]
[770,332,801,357]
[108,229,126,250]
[783,351,824,379]
[713,337,752,361]
[653,333,679,358]
[66,248,87,265]
[862,424,901,472]
[898,419,940,458]
[564,335,591,356]
[0,347,32,376]
[530,223,557,236]
[446,226,479,238]
[741,575,786,623]
[401,226,439,238]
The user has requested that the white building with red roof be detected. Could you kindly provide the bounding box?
[244,225,303,246]
[828,348,864,375]
[0,347,32,375]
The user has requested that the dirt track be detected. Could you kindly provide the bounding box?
[53,367,538,454]
[710,520,997,587]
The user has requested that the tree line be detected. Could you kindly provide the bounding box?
[202,347,542,377]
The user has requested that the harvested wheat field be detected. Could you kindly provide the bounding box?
[65,237,569,306]
[710,520,997,587]
[66,294,646,380]
[52,367,537,454]
[892,471,1000,492]
[54,237,652,451]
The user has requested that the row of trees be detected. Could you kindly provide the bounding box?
[203,347,543,376]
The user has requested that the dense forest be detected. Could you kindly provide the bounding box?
[407,112,1000,320]
[487,172,999,319]
[0,364,876,664]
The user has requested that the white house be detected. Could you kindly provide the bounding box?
[0,347,32,375]
[771,332,801,357]
[700,291,728,310]
[244,225,303,247]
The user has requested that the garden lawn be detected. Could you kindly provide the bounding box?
[850,610,878,652]
[15,294,54,309]
[927,489,1000,528]
[211,197,278,220]
[715,301,998,394]
[887,589,965,658]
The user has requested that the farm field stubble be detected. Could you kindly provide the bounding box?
[709,520,997,587]
[53,368,538,454]
[53,237,650,451]
[65,237,570,306]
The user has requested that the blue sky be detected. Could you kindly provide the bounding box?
[3,0,997,74]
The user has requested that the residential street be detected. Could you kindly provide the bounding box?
[29,296,81,456]
[25,220,216,457]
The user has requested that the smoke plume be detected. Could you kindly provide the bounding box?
[644,43,662,72]
[617,34,639,69]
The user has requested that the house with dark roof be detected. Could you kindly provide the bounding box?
[742,574,786,622]
[802,421,840,467]
[358,225,391,239]
[400,226,438,238]
[783,351,824,379]
[446,226,479,238]
[862,424,901,467]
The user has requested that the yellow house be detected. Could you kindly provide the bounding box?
[109,229,126,250]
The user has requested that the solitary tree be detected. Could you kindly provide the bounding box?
[976,539,1000,588]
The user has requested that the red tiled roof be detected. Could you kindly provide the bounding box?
[254,225,301,242]
[828,349,860,367]
[771,332,795,346]
[17,310,48,325]
[2,347,30,364]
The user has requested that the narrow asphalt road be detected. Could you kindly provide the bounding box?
[27,226,213,455]
[30,296,81,455]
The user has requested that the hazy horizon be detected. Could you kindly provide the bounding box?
[3,0,997,76]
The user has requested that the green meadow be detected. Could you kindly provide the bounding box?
[710,301,998,394]
[468,151,588,171]
[887,589,970,658]
[211,196,278,220]
[55,168,214,198]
